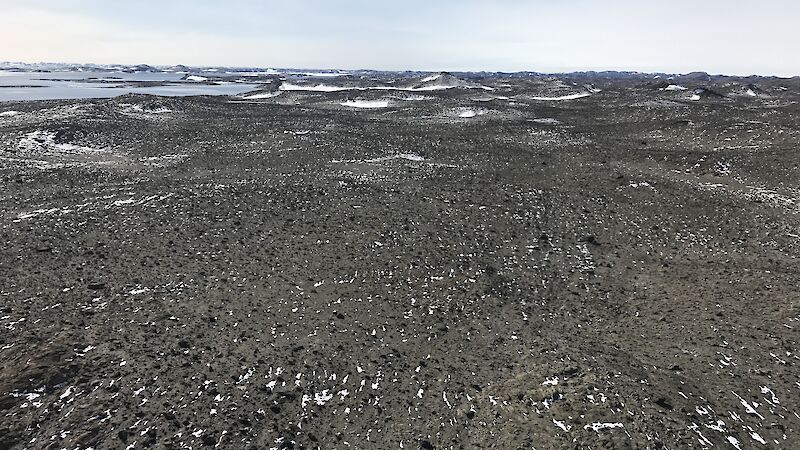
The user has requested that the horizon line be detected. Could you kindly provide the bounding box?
[2,60,798,79]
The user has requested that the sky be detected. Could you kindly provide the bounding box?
[1,0,797,76]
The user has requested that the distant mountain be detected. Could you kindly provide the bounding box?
[122,64,158,73]
[676,72,712,83]
[0,62,146,73]
[167,65,191,73]
[0,62,795,80]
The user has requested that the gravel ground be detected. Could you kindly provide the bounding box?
[1,73,800,449]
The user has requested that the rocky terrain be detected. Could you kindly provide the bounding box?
[1,72,800,449]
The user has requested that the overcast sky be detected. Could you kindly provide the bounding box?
[1,0,797,76]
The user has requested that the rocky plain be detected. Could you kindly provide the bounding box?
[1,70,800,449]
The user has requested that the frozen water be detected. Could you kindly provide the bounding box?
[0,71,259,101]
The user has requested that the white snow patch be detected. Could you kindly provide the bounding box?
[751,432,767,445]
[629,181,654,189]
[664,84,688,91]
[0,111,20,117]
[532,118,560,125]
[280,83,353,92]
[553,419,571,432]
[16,208,61,220]
[314,390,334,405]
[18,130,105,155]
[12,392,41,402]
[761,386,779,404]
[259,69,281,75]
[241,91,282,100]
[530,92,592,101]
[59,386,74,400]
[459,109,478,118]
[690,94,702,101]
[335,153,425,164]
[274,82,491,94]
[340,100,391,109]
[141,154,188,167]
[186,75,208,82]
[395,153,425,162]
[584,422,624,432]
[397,94,430,101]
[118,103,172,114]
[542,377,559,386]
[727,436,742,450]
[733,392,765,419]
[297,72,349,77]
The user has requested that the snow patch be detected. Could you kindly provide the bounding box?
[296,72,349,78]
[118,103,172,114]
[393,153,424,162]
[280,83,353,92]
[59,386,74,400]
[313,390,334,405]
[333,153,425,164]
[18,130,105,155]
[751,432,767,445]
[396,94,430,101]
[553,419,571,432]
[530,92,592,101]
[340,100,390,109]
[542,377,559,386]
[241,91,282,100]
[727,436,742,450]
[584,422,624,432]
